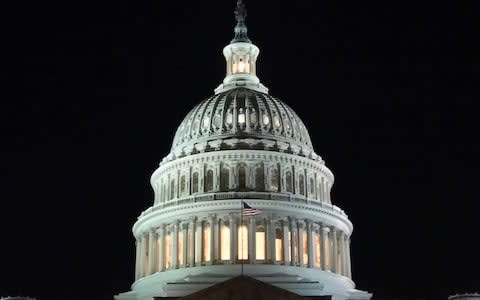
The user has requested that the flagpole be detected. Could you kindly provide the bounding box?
[240,199,244,276]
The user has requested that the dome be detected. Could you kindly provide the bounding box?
[115,2,372,300]
[170,87,315,159]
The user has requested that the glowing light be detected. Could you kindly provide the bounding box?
[256,231,265,260]
[238,113,245,124]
[238,60,246,73]
[238,225,248,260]
[221,225,230,260]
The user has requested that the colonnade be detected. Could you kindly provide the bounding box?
[134,214,351,281]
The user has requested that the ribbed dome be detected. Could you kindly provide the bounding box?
[171,88,313,156]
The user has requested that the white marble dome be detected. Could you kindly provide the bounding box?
[115,2,371,300]
[171,87,314,158]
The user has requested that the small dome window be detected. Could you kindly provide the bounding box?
[262,114,270,126]
[213,114,222,128]
[273,115,281,129]
[202,116,210,129]
[250,111,257,125]
[226,111,233,125]
[238,109,246,124]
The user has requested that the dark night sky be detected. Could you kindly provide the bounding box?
[2,1,479,300]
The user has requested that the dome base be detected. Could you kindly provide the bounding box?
[115,265,371,300]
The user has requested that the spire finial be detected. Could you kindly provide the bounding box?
[231,0,251,43]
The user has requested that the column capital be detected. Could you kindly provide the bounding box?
[321,224,330,233]
[296,220,305,229]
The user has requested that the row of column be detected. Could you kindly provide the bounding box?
[156,163,332,204]
[134,215,351,281]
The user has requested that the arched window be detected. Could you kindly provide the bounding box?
[309,177,315,197]
[238,225,248,260]
[192,172,199,193]
[256,225,266,261]
[299,174,305,196]
[270,168,279,192]
[203,223,211,262]
[220,167,230,192]
[170,179,176,200]
[180,175,186,196]
[220,223,230,260]
[205,169,214,192]
[286,171,293,193]
[238,165,246,190]
[255,167,264,192]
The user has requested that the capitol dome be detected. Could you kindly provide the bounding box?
[115,1,371,300]
[170,88,314,159]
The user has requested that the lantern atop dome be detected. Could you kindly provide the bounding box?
[215,0,269,94]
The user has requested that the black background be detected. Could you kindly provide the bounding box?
[2,1,479,299]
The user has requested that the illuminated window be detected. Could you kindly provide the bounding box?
[225,111,233,125]
[203,224,211,262]
[255,167,264,192]
[286,171,293,193]
[275,228,283,262]
[273,115,281,128]
[302,232,308,266]
[270,168,279,192]
[221,224,230,260]
[238,108,245,124]
[262,113,270,126]
[165,232,172,269]
[192,172,199,193]
[220,167,230,192]
[315,233,321,268]
[256,226,266,261]
[238,165,246,190]
[202,116,210,129]
[299,174,305,196]
[238,225,248,260]
[205,169,214,192]
[178,231,184,266]
[324,234,331,270]
[250,110,257,125]
[180,175,186,196]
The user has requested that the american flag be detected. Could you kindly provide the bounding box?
[242,201,262,216]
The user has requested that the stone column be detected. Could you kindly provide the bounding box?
[266,217,276,264]
[320,224,329,270]
[148,230,157,275]
[229,213,237,264]
[248,217,256,263]
[195,219,203,266]
[339,231,347,276]
[172,221,179,269]
[330,227,338,273]
[157,225,165,272]
[289,218,297,266]
[135,238,141,280]
[188,218,195,267]
[306,220,314,268]
[346,236,352,278]
[182,223,188,267]
[297,220,305,266]
[282,220,289,265]
[208,215,217,265]
[139,232,147,277]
